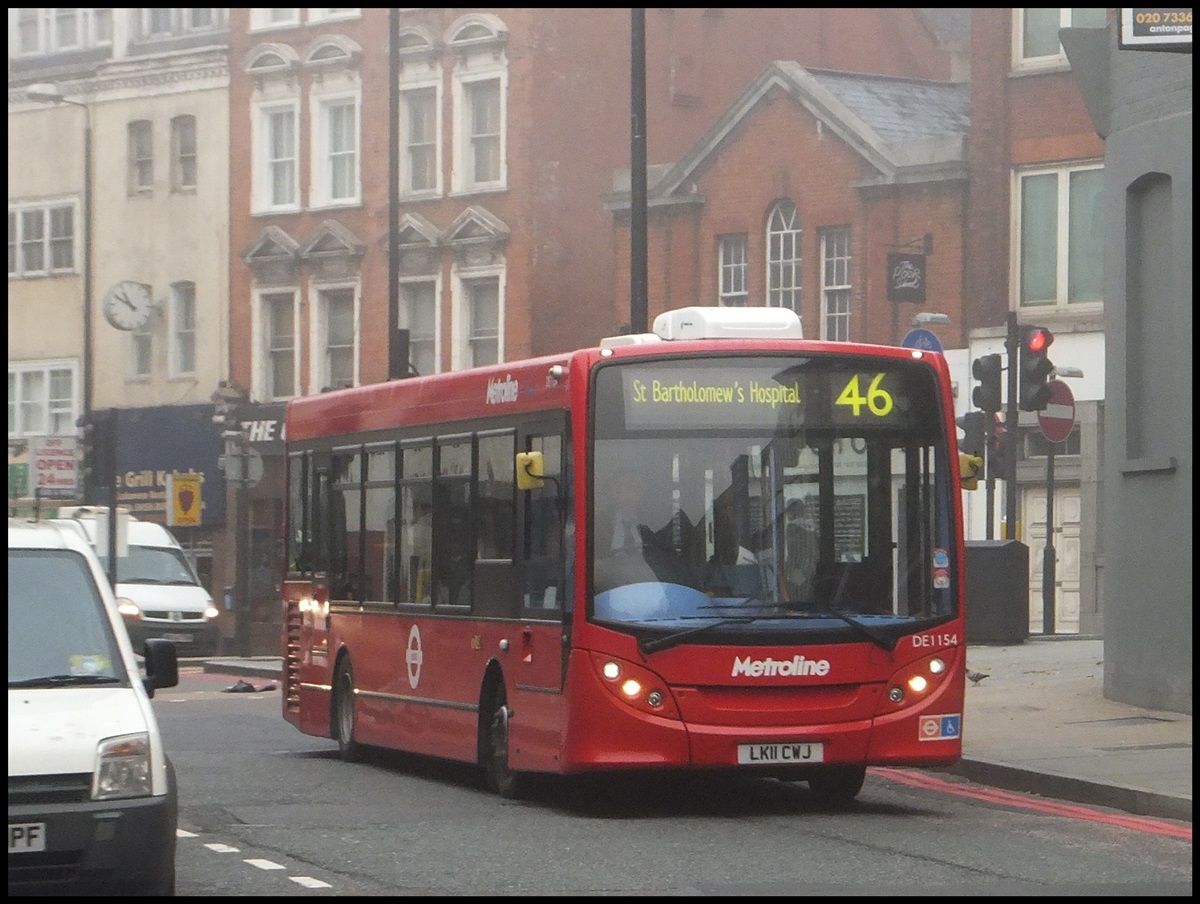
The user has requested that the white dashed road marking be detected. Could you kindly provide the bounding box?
[291,876,333,889]
[185,829,334,890]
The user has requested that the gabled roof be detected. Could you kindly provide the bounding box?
[608,59,969,209]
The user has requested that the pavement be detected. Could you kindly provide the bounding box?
[200,636,1191,823]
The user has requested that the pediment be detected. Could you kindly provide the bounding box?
[444,206,509,246]
[245,42,299,76]
[300,220,365,260]
[302,35,362,70]
[242,226,300,264]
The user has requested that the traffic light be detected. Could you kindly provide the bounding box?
[987,414,1012,477]
[971,354,1003,413]
[78,409,116,502]
[1018,325,1055,411]
[956,411,987,458]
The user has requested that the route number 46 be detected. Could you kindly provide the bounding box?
[835,373,894,417]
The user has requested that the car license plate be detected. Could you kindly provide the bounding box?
[9,822,46,853]
[737,742,824,765]
[163,633,192,643]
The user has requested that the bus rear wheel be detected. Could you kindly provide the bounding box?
[334,658,363,763]
[484,683,525,799]
[806,765,866,806]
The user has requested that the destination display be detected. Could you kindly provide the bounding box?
[607,358,928,432]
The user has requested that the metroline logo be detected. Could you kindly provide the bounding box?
[485,374,519,404]
[731,655,831,678]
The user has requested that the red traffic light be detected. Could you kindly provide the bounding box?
[1023,326,1053,354]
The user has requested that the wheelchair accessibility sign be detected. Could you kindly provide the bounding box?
[918,713,961,741]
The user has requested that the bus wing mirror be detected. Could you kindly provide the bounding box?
[516,451,546,490]
[959,452,983,490]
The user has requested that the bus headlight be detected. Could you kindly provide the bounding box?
[590,654,680,719]
[884,652,956,711]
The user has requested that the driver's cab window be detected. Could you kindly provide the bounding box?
[522,432,568,613]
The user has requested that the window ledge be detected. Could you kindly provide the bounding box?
[448,185,507,199]
[252,205,303,217]
[1120,456,1177,476]
[309,199,363,212]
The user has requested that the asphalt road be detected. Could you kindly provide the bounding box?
[152,667,1192,896]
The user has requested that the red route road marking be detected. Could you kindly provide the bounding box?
[871,768,1191,841]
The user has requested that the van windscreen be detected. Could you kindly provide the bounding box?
[97,545,201,586]
[8,550,129,686]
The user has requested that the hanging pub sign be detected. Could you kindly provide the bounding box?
[887,252,926,303]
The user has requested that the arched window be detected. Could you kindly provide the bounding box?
[766,200,801,313]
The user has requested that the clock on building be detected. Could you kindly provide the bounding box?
[102,281,155,331]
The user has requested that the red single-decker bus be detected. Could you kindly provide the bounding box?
[281,306,967,803]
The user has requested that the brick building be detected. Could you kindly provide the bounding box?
[221,8,959,652]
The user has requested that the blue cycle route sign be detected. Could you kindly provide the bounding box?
[901,328,944,354]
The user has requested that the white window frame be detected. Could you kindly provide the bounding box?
[8,359,77,438]
[399,276,441,375]
[250,9,301,31]
[819,226,852,341]
[766,200,802,312]
[10,8,112,56]
[128,120,154,195]
[308,9,361,24]
[253,100,301,213]
[310,88,361,208]
[142,9,223,39]
[308,283,360,392]
[451,265,504,370]
[1011,8,1108,73]
[9,200,77,278]
[451,60,507,194]
[169,281,197,377]
[130,318,154,380]
[253,288,300,401]
[171,114,198,192]
[1012,162,1105,312]
[399,80,442,197]
[718,234,748,307]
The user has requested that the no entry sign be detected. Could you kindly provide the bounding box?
[1038,379,1076,443]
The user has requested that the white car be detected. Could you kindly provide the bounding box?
[8,516,179,895]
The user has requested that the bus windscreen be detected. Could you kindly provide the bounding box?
[591,355,956,641]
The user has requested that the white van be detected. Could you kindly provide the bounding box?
[54,507,220,656]
[8,516,179,895]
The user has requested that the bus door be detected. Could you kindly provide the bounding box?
[515,423,571,694]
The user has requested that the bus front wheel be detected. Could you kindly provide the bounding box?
[806,765,866,806]
[484,682,526,799]
[334,658,363,763]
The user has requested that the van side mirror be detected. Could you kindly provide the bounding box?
[142,638,179,697]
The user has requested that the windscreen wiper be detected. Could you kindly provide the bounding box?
[9,674,121,688]
[785,607,897,652]
[639,614,776,655]
[787,567,897,652]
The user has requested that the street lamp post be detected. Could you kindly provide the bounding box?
[26,83,94,490]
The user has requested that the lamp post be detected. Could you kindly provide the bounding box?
[26,82,94,492]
